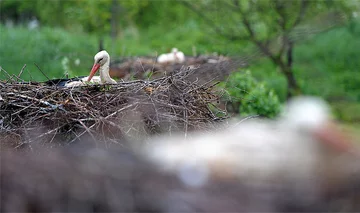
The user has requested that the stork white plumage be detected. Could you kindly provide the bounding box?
[144,96,359,189]
[157,48,185,64]
[171,48,185,63]
[157,52,169,64]
[65,50,116,87]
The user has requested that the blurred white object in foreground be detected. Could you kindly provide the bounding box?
[144,96,360,193]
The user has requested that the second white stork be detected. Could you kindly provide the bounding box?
[65,50,117,87]
[157,48,185,64]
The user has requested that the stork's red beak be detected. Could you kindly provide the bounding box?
[87,63,100,82]
[315,122,359,155]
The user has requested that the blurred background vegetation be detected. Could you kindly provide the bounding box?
[0,0,359,129]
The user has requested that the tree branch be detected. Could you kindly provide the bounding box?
[291,0,308,28]
[287,41,293,68]
[273,0,290,58]
[237,6,279,63]
[221,0,239,12]
[274,0,286,31]
[179,0,249,41]
[277,0,307,60]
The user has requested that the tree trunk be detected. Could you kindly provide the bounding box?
[268,47,301,99]
[110,0,120,39]
[283,42,301,99]
[283,65,301,99]
[99,38,104,51]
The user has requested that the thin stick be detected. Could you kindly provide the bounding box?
[104,103,138,119]
[233,115,260,127]
[18,64,27,78]
[78,120,97,143]
[7,92,59,109]
[34,63,51,81]
[26,69,34,81]
[0,67,15,82]
[68,122,97,144]
[11,74,25,83]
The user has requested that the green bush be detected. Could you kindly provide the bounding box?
[331,102,360,123]
[219,70,281,118]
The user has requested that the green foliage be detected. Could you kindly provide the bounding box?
[294,21,360,102]
[246,18,360,103]
[179,0,359,97]
[0,25,98,81]
[331,102,360,123]
[181,0,356,43]
[0,0,359,123]
[0,21,359,106]
[0,0,195,38]
[68,0,112,35]
[0,22,213,81]
[219,70,281,118]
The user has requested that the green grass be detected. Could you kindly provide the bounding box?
[331,102,360,123]
[0,22,359,124]
[0,21,220,81]
[0,25,102,81]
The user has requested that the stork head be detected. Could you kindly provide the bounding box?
[282,96,356,154]
[283,96,330,131]
[87,50,110,82]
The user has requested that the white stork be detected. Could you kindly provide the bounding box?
[65,50,117,87]
[157,48,185,64]
[143,96,359,191]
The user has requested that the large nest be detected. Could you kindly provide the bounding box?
[108,54,235,82]
[0,67,226,149]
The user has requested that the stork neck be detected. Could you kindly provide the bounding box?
[99,61,111,83]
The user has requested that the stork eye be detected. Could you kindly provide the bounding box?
[98,58,103,63]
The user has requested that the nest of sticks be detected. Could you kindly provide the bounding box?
[0,67,226,149]
[109,55,233,82]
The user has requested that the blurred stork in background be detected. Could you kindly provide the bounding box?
[157,48,185,64]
